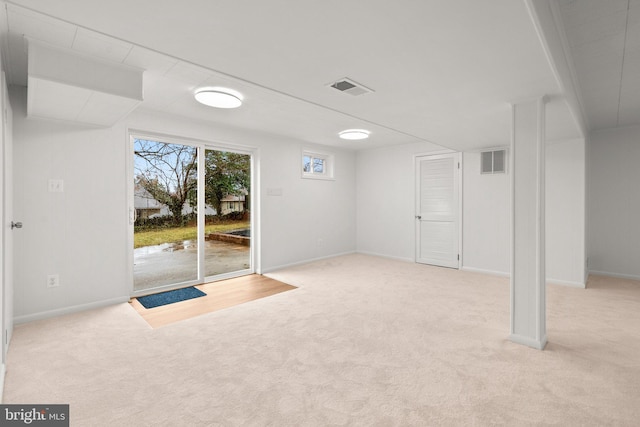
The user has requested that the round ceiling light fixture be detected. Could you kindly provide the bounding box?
[339,129,370,140]
[194,87,243,109]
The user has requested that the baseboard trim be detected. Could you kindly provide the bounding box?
[14,296,131,325]
[547,278,586,289]
[461,266,510,277]
[355,251,414,263]
[261,251,357,274]
[509,333,548,350]
[589,270,640,282]
[461,267,586,288]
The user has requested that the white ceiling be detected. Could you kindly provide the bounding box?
[558,0,640,131]
[0,1,591,151]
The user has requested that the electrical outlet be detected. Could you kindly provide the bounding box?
[47,274,60,288]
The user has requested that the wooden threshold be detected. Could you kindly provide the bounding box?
[130,274,296,328]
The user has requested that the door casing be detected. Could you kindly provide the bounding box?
[1,71,14,371]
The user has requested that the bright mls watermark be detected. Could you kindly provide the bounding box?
[0,405,69,426]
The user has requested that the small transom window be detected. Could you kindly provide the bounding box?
[302,150,334,180]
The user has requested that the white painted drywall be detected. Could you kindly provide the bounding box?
[588,126,640,280]
[12,87,131,321]
[355,142,448,261]
[461,151,510,276]
[357,143,511,274]
[546,138,586,286]
[11,87,356,321]
[463,138,586,286]
[357,138,585,286]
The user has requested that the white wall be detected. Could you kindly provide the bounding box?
[358,138,586,286]
[461,151,510,275]
[258,139,356,270]
[12,87,131,321]
[11,87,356,322]
[356,142,447,261]
[463,139,586,285]
[588,126,640,280]
[546,138,586,286]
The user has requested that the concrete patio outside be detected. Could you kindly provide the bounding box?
[134,239,250,291]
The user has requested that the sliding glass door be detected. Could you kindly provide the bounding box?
[203,149,251,277]
[131,135,252,294]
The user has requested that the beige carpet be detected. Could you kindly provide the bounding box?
[4,254,640,426]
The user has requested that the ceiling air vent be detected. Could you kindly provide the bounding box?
[328,78,374,96]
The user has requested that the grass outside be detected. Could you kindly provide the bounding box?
[134,220,249,249]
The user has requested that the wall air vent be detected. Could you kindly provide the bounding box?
[328,78,374,96]
[481,149,507,174]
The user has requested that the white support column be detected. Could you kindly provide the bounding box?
[510,97,547,350]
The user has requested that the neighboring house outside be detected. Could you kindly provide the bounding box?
[134,185,165,219]
[220,194,246,215]
[134,185,244,219]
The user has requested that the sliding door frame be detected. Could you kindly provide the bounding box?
[126,129,259,297]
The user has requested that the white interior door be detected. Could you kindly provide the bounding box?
[415,153,461,268]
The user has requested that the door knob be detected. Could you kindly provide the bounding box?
[415,215,422,220]
[11,221,23,229]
